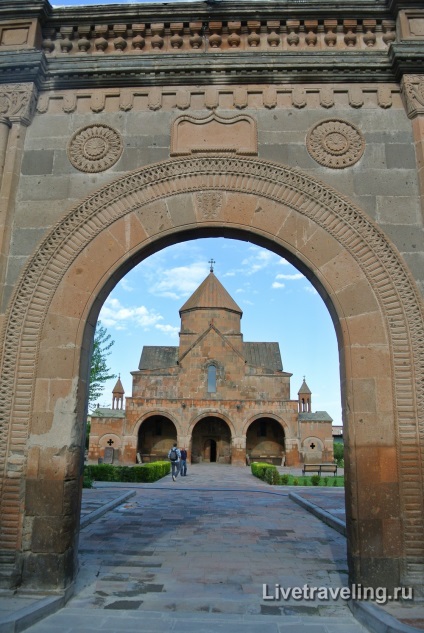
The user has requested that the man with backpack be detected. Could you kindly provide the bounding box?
[168,442,181,481]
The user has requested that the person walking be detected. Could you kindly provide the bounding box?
[168,442,181,481]
[180,448,188,476]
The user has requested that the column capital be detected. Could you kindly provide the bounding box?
[0,82,38,126]
[401,74,424,118]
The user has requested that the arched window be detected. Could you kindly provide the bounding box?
[207,365,217,393]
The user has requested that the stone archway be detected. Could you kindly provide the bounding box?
[191,416,232,464]
[246,417,285,466]
[0,155,422,593]
[137,415,177,463]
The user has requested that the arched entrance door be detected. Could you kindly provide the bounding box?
[1,156,422,594]
[204,438,217,463]
[191,417,231,464]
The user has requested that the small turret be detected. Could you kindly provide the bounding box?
[298,377,312,413]
[112,375,125,410]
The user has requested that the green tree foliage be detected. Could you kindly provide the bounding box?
[333,442,345,467]
[88,321,116,410]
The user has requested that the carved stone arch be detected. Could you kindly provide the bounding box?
[302,436,324,452]
[187,410,236,440]
[98,433,122,450]
[242,412,290,437]
[133,409,180,437]
[0,155,422,592]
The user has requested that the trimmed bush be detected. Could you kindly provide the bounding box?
[84,461,170,483]
[293,478,299,486]
[280,474,289,485]
[311,474,321,486]
[251,462,279,484]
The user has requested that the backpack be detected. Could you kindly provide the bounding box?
[169,448,178,461]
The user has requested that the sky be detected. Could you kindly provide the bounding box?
[96,237,342,424]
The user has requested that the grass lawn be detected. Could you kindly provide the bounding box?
[278,474,345,487]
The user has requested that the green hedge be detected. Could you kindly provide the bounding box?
[251,462,280,484]
[84,461,170,483]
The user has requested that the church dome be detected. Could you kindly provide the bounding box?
[179,271,242,317]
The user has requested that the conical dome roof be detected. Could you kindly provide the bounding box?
[298,378,311,395]
[112,376,125,395]
[179,272,242,316]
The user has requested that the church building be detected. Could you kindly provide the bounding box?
[88,268,333,467]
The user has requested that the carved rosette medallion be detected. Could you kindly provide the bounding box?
[195,191,223,219]
[307,119,365,169]
[68,124,123,172]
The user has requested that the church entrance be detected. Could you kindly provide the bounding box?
[191,417,231,464]
[137,415,176,463]
[204,438,217,462]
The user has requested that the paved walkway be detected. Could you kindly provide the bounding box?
[1,464,422,632]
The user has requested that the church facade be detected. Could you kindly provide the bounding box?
[88,270,333,467]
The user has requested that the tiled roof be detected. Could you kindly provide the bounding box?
[298,412,333,422]
[90,407,125,418]
[138,341,283,371]
[139,346,179,370]
[179,272,242,315]
[243,342,283,372]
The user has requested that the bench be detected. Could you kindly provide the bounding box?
[302,463,338,476]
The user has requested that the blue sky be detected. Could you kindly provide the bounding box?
[97,238,342,424]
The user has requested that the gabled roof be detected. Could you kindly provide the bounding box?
[298,412,333,422]
[137,340,284,372]
[243,342,283,372]
[139,346,179,370]
[179,272,242,316]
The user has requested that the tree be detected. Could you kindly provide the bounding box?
[88,321,117,410]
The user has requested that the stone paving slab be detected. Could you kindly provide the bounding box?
[2,465,422,632]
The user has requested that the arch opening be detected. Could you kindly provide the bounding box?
[0,155,422,594]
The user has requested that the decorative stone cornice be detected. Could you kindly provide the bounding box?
[401,74,424,117]
[0,82,38,126]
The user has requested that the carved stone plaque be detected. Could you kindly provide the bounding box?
[171,112,258,156]
[104,447,114,464]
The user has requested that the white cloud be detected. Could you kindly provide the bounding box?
[272,282,285,289]
[276,273,304,281]
[119,277,134,292]
[100,297,164,329]
[278,258,290,266]
[304,286,318,295]
[155,324,179,338]
[148,263,208,299]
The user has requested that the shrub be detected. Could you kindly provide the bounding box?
[280,474,289,485]
[333,479,338,487]
[83,473,93,488]
[251,462,279,484]
[311,474,321,486]
[265,466,280,485]
[293,478,299,486]
[303,478,309,486]
[323,477,329,486]
[84,461,170,483]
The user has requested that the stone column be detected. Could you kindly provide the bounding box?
[231,435,246,466]
[0,118,10,180]
[0,84,38,317]
[402,75,424,219]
